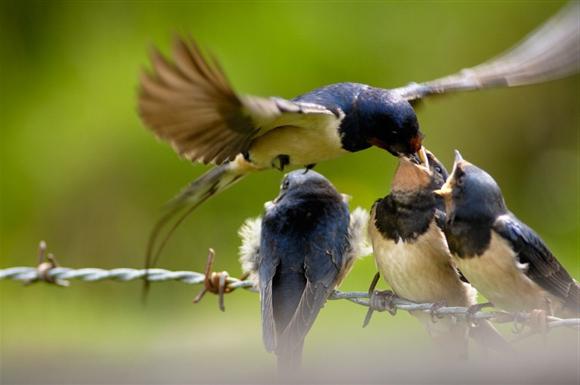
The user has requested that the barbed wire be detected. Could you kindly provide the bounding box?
[1,240,578,337]
[2,265,579,333]
[0,266,252,289]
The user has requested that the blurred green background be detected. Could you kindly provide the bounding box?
[1,1,578,384]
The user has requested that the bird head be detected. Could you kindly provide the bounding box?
[434,150,507,221]
[391,147,448,193]
[361,88,423,156]
[267,169,342,208]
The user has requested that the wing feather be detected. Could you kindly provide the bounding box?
[278,206,351,352]
[139,37,339,165]
[493,214,579,311]
[258,240,279,352]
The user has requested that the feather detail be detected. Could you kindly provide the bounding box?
[238,217,262,284]
[348,207,372,259]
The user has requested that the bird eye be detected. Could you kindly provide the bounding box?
[281,179,290,190]
[434,165,442,174]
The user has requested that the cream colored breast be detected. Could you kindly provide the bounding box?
[248,119,348,168]
[369,219,474,306]
[453,231,557,313]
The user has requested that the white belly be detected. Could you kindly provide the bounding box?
[248,120,348,168]
[370,218,475,307]
[453,232,555,312]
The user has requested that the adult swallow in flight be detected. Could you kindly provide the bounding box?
[238,169,370,372]
[140,3,580,267]
[435,151,579,320]
[367,148,510,357]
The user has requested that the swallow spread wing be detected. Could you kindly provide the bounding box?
[139,3,580,282]
[140,4,579,166]
[139,39,339,165]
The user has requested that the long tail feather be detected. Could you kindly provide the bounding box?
[142,156,256,297]
[276,339,304,378]
[397,2,580,100]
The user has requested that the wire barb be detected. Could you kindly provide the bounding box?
[24,241,69,287]
[192,248,247,311]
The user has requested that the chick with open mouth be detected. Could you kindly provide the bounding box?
[366,147,511,357]
[435,151,580,323]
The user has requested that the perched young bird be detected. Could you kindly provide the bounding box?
[238,170,370,372]
[140,3,580,264]
[435,151,580,318]
[368,149,510,357]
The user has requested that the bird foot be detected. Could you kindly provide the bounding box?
[429,300,447,323]
[528,309,549,335]
[369,289,398,316]
[510,308,551,343]
[271,154,290,171]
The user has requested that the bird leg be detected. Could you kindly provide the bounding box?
[362,272,381,327]
[271,154,290,171]
[524,300,553,343]
[528,309,549,340]
[304,164,317,172]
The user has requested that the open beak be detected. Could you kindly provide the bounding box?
[433,181,452,197]
[434,149,465,197]
[417,146,430,169]
[453,149,463,165]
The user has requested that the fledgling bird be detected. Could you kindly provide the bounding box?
[238,169,370,373]
[368,149,510,357]
[140,3,580,265]
[435,151,580,319]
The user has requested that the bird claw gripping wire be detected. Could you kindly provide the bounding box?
[369,289,398,317]
[511,307,552,343]
[25,241,69,287]
[192,248,247,312]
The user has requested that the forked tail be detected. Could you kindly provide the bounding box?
[143,155,256,296]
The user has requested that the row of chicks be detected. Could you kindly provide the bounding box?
[237,147,579,370]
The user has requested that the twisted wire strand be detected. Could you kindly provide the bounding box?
[0,266,255,288]
[1,266,579,330]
